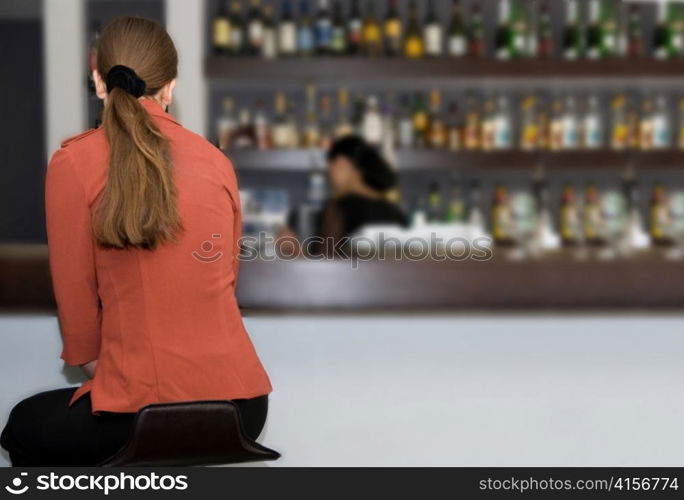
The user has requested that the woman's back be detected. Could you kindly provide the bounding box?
[46,98,272,414]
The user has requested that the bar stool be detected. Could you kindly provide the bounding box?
[98,400,281,467]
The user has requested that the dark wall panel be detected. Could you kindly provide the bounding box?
[0,20,45,243]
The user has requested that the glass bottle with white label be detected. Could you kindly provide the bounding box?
[278,0,297,56]
[582,94,603,149]
[447,0,466,57]
[424,0,444,57]
[652,94,672,149]
[246,0,265,56]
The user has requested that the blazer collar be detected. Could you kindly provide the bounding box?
[139,97,181,126]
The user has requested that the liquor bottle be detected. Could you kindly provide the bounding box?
[362,0,383,57]
[427,90,447,149]
[427,181,443,223]
[303,84,320,147]
[424,0,444,57]
[561,95,580,150]
[445,175,466,222]
[678,97,684,149]
[480,97,496,151]
[653,2,670,60]
[599,0,618,58]
[639,97,655,151]
[582,94,603,149]
[232,108,256,149]
[467,3,485,57]
[319,94,334,149]
[217,97,237,150]
[262,4,277,59]
[536,1,553,58]
[669,3,684,58]
[493,95,512,150]
[272,92,294,149]
[384,0,402,57]
[623,179,650,252]
[229,0,245,55]
[286,101,301,147]
[246,0,265,56]
[533,177,561,251]
[315,0,333,55]
[381,97,397,164]
[583,183,603,246]
[404,0,424,58]
[650,183,672,246]
[610,94,629,151]
[509,0,528,58]
[536,97,549,150]
[627,99,640,150]
[548,97,564,151]
[212,2,231,54]
[298,0,315,56]
[335,87,354,138]
[559,184,581,247]
[412,93,429,148]
[397,95,415,148]
[253,100,271,150]
[412,197,428,227]
[348,0,363,55]
[463,94,481,151]
[491,185,513,246]
[495,0,512,60]
[362,95,383,146]
[468,180,485,232]
[563,0,583,60]
[586,0,602,59]
[447,103,461,151]
[626,4,644,58]
[330,0,347,55]
[652,94,671,149]
[519,95,539,151]
[447,0,466,57]
[351,93,366,134]
[278,0,298,56]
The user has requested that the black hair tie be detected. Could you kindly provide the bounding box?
[105,65,146,98]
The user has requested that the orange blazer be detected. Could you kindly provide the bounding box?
[45,98,272,415]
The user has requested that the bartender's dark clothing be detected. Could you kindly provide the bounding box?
[325,194,409,237]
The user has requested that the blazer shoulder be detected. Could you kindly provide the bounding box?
[60,127,101,148]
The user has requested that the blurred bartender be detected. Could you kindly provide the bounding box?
[282,135,408,257]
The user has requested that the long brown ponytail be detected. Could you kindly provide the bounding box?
[93,16,182,250]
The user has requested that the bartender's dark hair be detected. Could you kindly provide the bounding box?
[93,16,182,250]
[327,135,397,192]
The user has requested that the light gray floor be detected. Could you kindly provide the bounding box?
[1,313,683,467]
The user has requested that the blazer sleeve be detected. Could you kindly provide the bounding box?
[45,147,101,366]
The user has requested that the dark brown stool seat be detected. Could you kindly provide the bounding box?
[98,400,281,467]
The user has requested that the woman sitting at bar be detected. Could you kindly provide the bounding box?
[283,136,408,257]
[0,16,272,466]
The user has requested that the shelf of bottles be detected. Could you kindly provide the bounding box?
[207,0,684,76]
[206,0,684,261]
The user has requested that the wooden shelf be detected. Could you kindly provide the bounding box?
[225,149,684,172]
[205,56,684,82]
